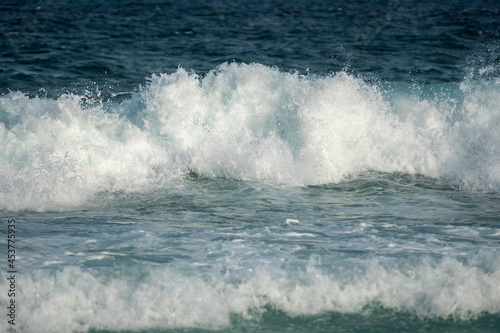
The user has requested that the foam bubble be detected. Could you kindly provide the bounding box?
[285,219,301,225]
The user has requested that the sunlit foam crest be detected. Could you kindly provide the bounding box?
[139,62,500,189]
[1,62,499,211]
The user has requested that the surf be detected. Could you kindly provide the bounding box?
[1,62,499,211]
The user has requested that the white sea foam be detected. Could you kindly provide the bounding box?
[1,253,499,333]
[285,218,301,225]
[1,63,499,211]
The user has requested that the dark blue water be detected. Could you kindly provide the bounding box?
[1,1,500,332]
[1,0,499,96]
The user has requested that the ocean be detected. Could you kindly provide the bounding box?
[1,0,500,332]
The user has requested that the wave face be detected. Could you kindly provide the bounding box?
[1,63,499,211]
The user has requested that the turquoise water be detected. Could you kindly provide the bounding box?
[5,173,500,332]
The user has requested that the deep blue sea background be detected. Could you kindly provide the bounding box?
[1,1,500,332]
[2,0,499,95]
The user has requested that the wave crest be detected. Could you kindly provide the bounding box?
[1,63,499,210]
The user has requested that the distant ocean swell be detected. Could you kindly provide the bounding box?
[1,62,499,211]
[1,252,499,332]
